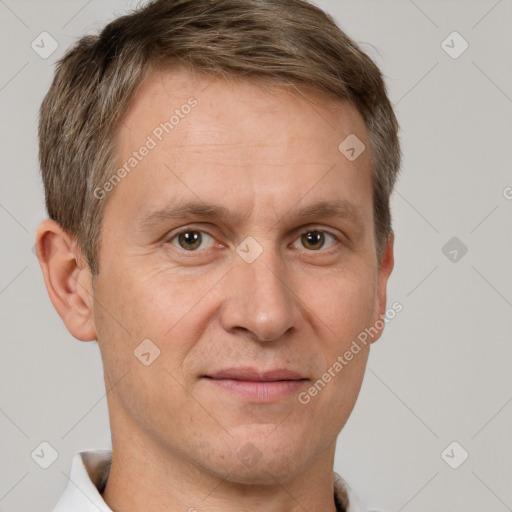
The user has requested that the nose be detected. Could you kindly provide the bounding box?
[219,245,301,343]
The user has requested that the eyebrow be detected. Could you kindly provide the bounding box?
[137,198,365,231]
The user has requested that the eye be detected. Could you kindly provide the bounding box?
[165,227,341,254]
[292,229,339,251]
[168,229,216,251]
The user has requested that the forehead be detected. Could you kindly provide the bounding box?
[106,67,372,230]
[119,67,368,148]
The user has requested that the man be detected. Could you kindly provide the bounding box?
[35,0,401,510]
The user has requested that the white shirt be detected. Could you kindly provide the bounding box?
[51,450,366,512]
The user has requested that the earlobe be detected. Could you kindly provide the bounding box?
[35,219,97,342]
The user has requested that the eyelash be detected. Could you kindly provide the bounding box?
[164,226,342,255]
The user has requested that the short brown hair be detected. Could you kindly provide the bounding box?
[39,0,401,276]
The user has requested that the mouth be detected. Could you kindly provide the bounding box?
[201,367,309,402]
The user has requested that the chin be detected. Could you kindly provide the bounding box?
[217,433,312,485]
[223,454,306,486]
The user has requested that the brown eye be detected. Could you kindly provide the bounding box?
[169,230,215,251]
[301,231,325,250]
[177,231,201,250]
[292,229,339,252]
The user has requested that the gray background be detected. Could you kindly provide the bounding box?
[0,0,511,511]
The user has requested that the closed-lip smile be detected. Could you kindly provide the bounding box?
[202,367,309,401]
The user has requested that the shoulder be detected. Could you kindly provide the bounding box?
[333,471,367,512]
[50,450,113,512]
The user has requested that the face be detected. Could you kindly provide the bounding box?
[70,69,393,483]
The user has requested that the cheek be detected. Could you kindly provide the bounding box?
[101,262,195,336]
[300,265,377,346]
[92,267,206,436]
[97,261,228,377]
[296,342,369,447]
[290,267,376,416]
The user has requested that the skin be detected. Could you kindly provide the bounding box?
[36,68,394,512]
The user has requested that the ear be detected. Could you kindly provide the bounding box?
[370,232,395,344]
[35,219,97,341]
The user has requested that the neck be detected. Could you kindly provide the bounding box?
[102,415,340,512]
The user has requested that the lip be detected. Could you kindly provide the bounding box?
[206,367,306,381]
[202,367,309,402]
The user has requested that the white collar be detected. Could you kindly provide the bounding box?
[51,450,365,512]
